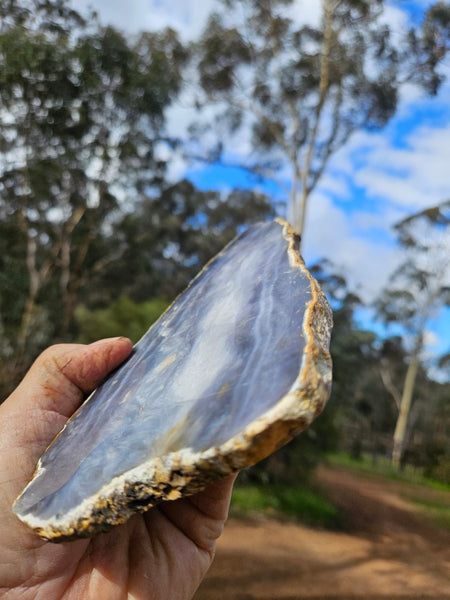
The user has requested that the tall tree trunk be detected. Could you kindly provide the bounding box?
[59,206,86,336]
[289,168,302,239]
[391,337,422,470]
[297,185,309,240]
[16,208,41,362]
[294,0,334,237]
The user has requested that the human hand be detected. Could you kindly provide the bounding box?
[0,339,236,599]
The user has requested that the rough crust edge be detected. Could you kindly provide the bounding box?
[14,218,333,542]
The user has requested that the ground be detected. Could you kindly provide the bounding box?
[194,465,450,599]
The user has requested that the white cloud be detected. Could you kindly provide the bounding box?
[353,124,450,212]
[286,0,322,28]
[302,194,402,303]
[316,172,352,202]
[379,3,409,43]
[301,109,450,307]
[77,0,213,39]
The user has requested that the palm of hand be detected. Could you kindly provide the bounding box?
[0,340,234,599]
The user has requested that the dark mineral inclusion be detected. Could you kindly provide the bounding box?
[14,219,333,541]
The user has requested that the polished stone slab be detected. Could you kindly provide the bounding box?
[14,219,333,541]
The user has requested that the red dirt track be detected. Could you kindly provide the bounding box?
[194,465,450,599]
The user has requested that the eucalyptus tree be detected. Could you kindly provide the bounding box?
[193,0,450,237]
[376,200,450,469]
[0,0,187,393]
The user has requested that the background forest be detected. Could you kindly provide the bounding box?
[0,0,449,487]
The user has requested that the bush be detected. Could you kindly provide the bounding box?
[75,296,168,344]
[231,483,343,529]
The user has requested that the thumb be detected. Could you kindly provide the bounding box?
[0,338,133,489]
[8,337,133,419]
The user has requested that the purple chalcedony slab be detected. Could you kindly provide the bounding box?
[14,219,333,541]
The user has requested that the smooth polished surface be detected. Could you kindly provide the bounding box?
[14,219,333,541]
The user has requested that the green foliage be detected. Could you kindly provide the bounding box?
[75,296,168,344]
[0,2,273,399]
[313,216,450,482]
[403,379,450,484]
[375,200,450,468]
[198,14,251,92]
[310,260,395,457]
[407,1,450,94]
[429,457,450,486]
[231,483,343,529]
[0,0,188,397]
[405,495,450,531]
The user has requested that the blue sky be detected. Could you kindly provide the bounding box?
[77,0,450,373]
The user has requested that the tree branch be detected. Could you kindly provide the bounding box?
[296,0,335,235]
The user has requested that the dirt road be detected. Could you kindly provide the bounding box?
[194,466,450,599]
